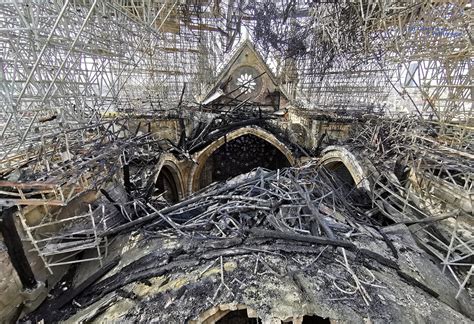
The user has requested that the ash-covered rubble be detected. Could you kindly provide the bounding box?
[25,162,474,323]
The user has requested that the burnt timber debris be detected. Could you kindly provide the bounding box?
[23,162,473,322]
[0,0,472,322]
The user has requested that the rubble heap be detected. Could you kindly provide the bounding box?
[27,162,473,322]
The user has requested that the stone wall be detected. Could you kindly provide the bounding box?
[0,234,24,322]
[285,108,353,150]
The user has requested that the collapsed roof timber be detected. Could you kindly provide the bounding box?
[0,0,472,323]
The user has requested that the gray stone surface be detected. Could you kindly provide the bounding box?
[42,228,473,324]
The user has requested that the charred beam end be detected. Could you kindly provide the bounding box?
[359,248,399,270]
[0,207,37,289]
[397,269,439,298]
[378,229,399,259]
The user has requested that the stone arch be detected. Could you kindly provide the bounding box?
[317,146,371,191]
[153,154,185,202]
[189,126,296,193]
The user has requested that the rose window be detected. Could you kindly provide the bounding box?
[236,73,256,94]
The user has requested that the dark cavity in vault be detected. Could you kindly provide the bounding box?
[322,161,356,191]
[154,165,180,204]
[322,161,372,209]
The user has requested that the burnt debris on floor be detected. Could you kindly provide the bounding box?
[24,163,474,323]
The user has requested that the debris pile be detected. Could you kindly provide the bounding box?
[26,162,474,322]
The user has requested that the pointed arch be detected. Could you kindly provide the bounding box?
[189,126,296,192]
[318,146,371,191]
[152,154,185,203]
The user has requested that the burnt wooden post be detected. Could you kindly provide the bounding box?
[0,207,37,289]
[123,163,132,196]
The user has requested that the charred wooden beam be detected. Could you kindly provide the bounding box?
[123,163,132,196]
[397,270,439,298]
[249,228,355,249]
[55,256,120,309]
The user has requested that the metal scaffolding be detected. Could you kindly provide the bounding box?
[0,0,237,161]
[0,0,472,296]
[1,1,471,157]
